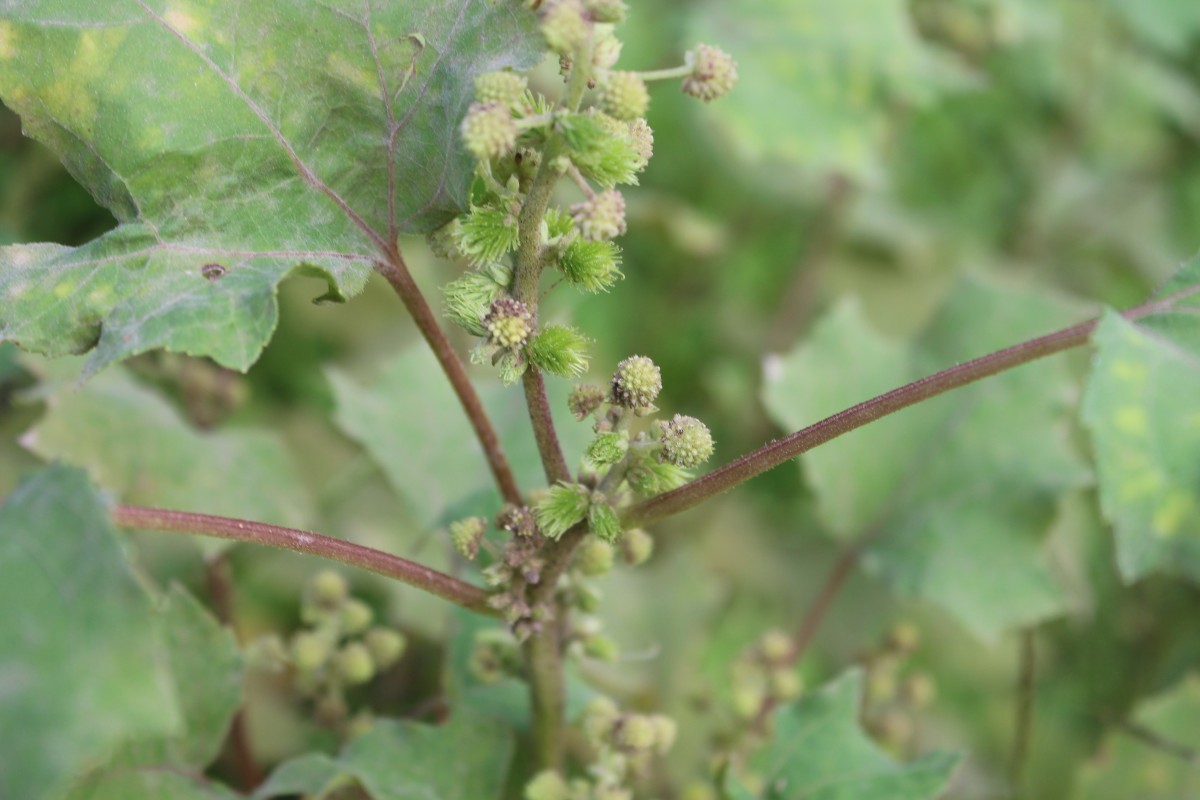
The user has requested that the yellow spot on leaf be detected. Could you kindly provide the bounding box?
[1153,490,1194,538]
[1112,359,1148,384]
[0,22,16,60]
[326,53,377,96]
[54,281,75,298]
[1119,468,1163,503]
[1114,406,1148,435]
[165,8,201,37]
[87,286,112,305]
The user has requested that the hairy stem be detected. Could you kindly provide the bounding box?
[524,368,572,484]
[514,37,595,771]
[375,254,523,507]
[112,505,497,617]
[622,297,1174,530]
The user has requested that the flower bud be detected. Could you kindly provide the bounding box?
[290,630,333,673]
[682,44,738,102]
[309,569,349,609]
[365,627,407,669]
[525,770,571,800]
[611,355,661,410]
[583,696,621,744]
[571,189,627,242]
[649,713,678,755]
[540,0,589,56]
[450,516,488,559]
[461,101,518,160]
[340,598,374,636]
[619,527,654,566]
[475,70,528,106]
[592,25,623,69]
[335,642,376,685]
[585,0,627,24]
[626,118,654,169]
[598,71,649,120]
[657,414,714,468]
[583,633,619,662]
[575,535,615,576]
[759,629,792,664]
[484,297,534,349]
[569,384,607,420]
[615,714,657,751]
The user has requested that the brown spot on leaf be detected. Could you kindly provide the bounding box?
[201,263,227,281]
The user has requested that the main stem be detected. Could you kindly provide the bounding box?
[112,505,498,616]
[375,252,523,507]
[515,37,596,770]
[621,296,1175,530]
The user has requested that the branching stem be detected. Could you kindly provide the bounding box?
[621,297,1176,530]
[375,253,523,507]
[112,505,497,617]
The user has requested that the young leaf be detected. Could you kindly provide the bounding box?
[1082,258,1200,581]
[256,713,514,800]
[729,669,959,799]
[0,466,177,799]
[0,3,543,373]
[20,362,312,553]
[762,277,1091,640]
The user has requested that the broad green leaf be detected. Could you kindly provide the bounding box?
[256,712,514,800]
[687,0,962,181]
[0,465,178,799]
[1104,0,1200,55]
[730,670,959,799]
[63,771,240,800]
[762,277,1091,639]
[102,585,243,770]
[21,363,311,551]
[1073,674,1200,799]
[1082,300,1200,582]
[330,346,592,527]
[0,2,543,373]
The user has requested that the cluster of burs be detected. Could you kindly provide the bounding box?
[427,2,736,797]
[251,570,408,736]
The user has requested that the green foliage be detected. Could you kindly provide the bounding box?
[255,713,514,800]
[1082,260,1200,581]
[728,670,959,800]
[21,360,311,553]
[3,1,1200,798]
[763,278,1090,639]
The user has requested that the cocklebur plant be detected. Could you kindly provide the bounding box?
[2,2,1200,800]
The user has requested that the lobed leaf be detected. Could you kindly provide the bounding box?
[763,276,1091,639]
[21,361,312,554]
[1082,257,1200,582]
[0,466,178,798]
[0,1,543,373]
[729,669,959,799]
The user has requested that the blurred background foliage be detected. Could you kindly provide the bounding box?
[3,0,1200,797]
